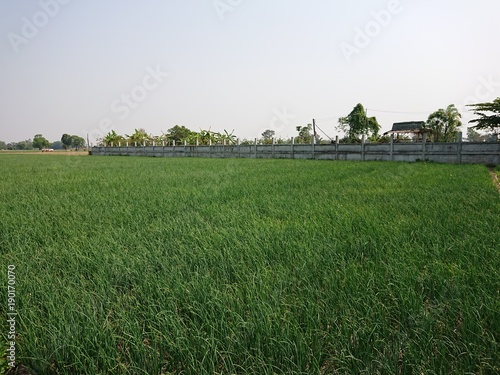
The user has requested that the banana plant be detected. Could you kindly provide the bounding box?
[126,128,151,146]
[198,129,218,145]
[220,129,237,144]
[102,130,125,146]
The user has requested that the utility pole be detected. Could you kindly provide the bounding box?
[312,118,317,144]
[365,108,368,140]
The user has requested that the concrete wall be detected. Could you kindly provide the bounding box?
[91,140,500,165]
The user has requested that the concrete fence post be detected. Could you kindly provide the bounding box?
[209,139,212,158]
[390,134,394,161]
[312,135,315,160]
[335,136,339,160]
[457,131,463,164]
[237,138,241,158]
[361,134,366,161]
[254,138,258,158]
[291,137,295,159]
[272,137,275,159]
[422,133,427,161]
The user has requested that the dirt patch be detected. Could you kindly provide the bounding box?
[489,167,500,192]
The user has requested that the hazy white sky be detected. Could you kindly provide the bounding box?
[1,0,499,143]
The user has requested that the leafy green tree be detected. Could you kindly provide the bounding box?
[51,141,63,150]
[33,134,50,150]
[240,139,254,145]
[18,140,33,150]
[71,135,85,150]
[261,129,275,144]
[15,142,25,150]
[466,128,480,142]
[0,140,6,150]
[275,137,287,144]
[425,104,461,142]
[61,134,72,150]
[166,125,193,144]
[466,127,492,142]
[295,124,313,144]
[337,103,380,141]
[468,98,500,139]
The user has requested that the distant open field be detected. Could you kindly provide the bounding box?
[0,155,498,374]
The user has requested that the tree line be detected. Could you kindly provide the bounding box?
[336,99,499,143]
[0,134,86,151]
[2,99,498,150]
[99,99,499,147]
[99,125,325,147]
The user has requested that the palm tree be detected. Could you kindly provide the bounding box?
[425,104,462,142]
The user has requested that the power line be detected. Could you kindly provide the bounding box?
[317,105,473,123]
[366,108,430,115]
[315,123,334,141]
[316,109,430,122]
[315,116,338,123]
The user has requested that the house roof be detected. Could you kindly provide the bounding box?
[384,121,429,135]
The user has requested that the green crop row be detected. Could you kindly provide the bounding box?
[0,155,498,374]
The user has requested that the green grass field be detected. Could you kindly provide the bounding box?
[1,155,499,374]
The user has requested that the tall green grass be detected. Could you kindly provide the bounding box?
[0,155,499,374]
